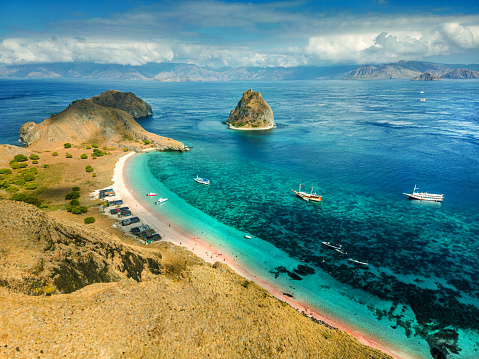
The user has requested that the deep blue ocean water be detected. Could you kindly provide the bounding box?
[1,78,479,358]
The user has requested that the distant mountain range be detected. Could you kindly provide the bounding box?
[1,61,478,81]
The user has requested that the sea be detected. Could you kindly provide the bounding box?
[1,78,478,359]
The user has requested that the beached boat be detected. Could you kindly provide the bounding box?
[155,198,168,204]
[146,192,157,196]
[292,181,321,202]
[349,258,368,266]
[403,185,443,202]
[194,175,210,185]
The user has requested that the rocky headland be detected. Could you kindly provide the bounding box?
[442,68,479,79]
[226,89,274,130]
[19,91,185,151]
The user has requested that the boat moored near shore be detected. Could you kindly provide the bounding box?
[292,181,322,202]
[194,175,210,185]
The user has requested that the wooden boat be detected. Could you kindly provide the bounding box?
[155,198,168,204]
[403,185,443,202]
[194,175,210,185]
[292,181,321,202]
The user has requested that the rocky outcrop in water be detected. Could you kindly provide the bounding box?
[226,89,274,130]
[90,90,152,118]
[410,72,443,81]
[19,91,186,151]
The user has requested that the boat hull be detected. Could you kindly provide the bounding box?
[404,193,443,202]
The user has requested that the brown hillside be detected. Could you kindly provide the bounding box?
[19,94,185,151]
[0,200,162,295]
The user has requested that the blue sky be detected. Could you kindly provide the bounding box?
[1,0,478,67]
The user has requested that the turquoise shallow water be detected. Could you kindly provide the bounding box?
[2,79,479,358]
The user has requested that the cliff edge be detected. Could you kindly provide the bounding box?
[226,89,274,130]
[19,91,185,151]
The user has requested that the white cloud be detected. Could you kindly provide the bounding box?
[0,38,174,66]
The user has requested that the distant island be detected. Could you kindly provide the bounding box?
[226,89,275,130]
[1,60,478,81]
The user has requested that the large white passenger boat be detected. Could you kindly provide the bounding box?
[403,185,444,202]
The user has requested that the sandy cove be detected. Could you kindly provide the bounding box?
[109,151,411,359]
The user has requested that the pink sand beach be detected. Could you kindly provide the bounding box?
[109,151,412,359]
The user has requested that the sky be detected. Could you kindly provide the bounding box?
[1,0,478,68]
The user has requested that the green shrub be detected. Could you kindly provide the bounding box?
[25,182,37,190]
[66,153,72,158]
[0,180,8,189]
[15,178,26,186]
[80,154,88,159]
[29,154,40,160]
[23,173,35,182]
[43,164,49,168]
[92,149,106,158]
[92,144,98,148]
[85,165,93,173]
[92,173,97,177]
[64,143,72,148]
[52,152,59,156]
[65,191,80,200]
[32,160,39,164]
[72,186,80,192]
[14,154,28,162]
[102,146,107,150]
[9,161,20,169]
[144,140,150,145]
[70,199,80,206]
[5,185,19,194]
[71,206,88,214]
[0,169,12,175]
[86,145,92,149]
[11,193,42,207]
[123,148,129,152]
[24,168,37,175]
[84,217,95,224]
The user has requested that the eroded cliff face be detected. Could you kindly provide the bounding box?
[18,91,185,151]
[0,200,162,295]
[90,90,152,118]
[227,89,274,130]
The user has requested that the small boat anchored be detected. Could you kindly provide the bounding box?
[349,258,368,266]
[155,198,168,204]
[292,181,321,202]
[146,192,157,197]
[194,175,210,185]
[403,185,443,202]
[244,235,252,239]
[322,241,342,251]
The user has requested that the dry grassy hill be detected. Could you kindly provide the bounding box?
[0,201,392,359]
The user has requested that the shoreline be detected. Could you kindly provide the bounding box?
[227,123,275,130]
[110,151,411,359]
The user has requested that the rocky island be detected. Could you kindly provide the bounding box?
[19,90,186,152]
[226,89,274,130]
[410,72,443,81]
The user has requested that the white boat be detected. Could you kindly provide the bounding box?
[349,258,368,266]
[244,235,252,239]
[321,241,342,251]
[146,192,157,197]
[403,185,443,202]
[155,198,168,204]
[194,175,210,185]
[292,181,321,202]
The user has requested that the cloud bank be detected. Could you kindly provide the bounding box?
[1,1,478,67]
